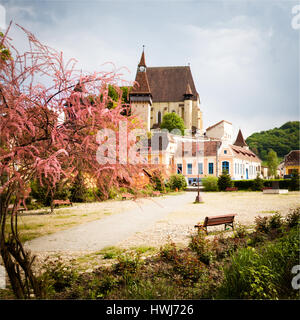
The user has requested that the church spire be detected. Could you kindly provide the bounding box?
[138,46,146,67]
[233,129,248,147]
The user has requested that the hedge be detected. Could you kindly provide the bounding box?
[233,179,299,191]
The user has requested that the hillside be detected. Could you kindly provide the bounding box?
[245,121,300,161]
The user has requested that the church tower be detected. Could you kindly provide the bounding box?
[129,50,152,131]
[183,83,193,131]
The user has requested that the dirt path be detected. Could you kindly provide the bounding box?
[25,191,300,255]
[25,193,191,253]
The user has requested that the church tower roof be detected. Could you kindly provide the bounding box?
[233,129,248,147]
[138,50,146,67]
[131,50,151,95]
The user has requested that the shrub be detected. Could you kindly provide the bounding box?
[217,172,233,191]
[69,173,88,202]
[167,174,187,191]
[289,172,300,191]
[268,213,283,230]
[113,253,142,275]
[254,216,270,234]
[151,171,166,193]
[285,208,300,228]
[233,223,249,238]
[30,179,71,206]
[202,176,218,191]
[233,180,254,190]
[189,231,214,265]
[42,258,78,294]
[251,175,264,191]
[159,242,178,262]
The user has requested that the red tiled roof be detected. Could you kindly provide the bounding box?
[131,71,152,95]
[146,66,199,102]
[233,129,247,147]
[138,51,146,67]
[230,145,261,162]
[284,150,300,166]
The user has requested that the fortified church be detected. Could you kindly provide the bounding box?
[129,51,261,183]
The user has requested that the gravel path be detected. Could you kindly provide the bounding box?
[25,193,190,253]
[25,191,300,255]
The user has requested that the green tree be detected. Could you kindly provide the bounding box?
[246,121,300,161]
[168,174,187,191]
[160,113,185,135]
[252,174,264,191]
[217,171,233,191]
[267,149,279,178]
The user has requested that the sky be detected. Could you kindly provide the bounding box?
[0,0,299,138]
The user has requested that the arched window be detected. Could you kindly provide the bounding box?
[157,111,162,124]
[222,161,230,174]
[172,110,176,113]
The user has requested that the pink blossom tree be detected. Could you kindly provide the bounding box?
[0,24,145,298]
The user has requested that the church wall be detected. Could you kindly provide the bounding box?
[150,100,202,130]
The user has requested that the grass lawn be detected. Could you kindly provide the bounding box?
[5,205,117,243]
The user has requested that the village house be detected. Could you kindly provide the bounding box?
[280,150,300,177]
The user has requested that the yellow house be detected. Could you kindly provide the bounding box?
[283,150,300,175]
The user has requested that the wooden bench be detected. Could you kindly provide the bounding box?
[7,204,26,214]
[53,199,72,207]
[225,187,238,191]
[152,191,161,197]
[194,214,237,235]
[121,193,134,200]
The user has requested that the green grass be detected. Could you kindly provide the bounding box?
[130,246,156,255]
[97,246,125,259]
[260,210,278,214]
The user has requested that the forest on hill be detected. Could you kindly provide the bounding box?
[246,121,300,161]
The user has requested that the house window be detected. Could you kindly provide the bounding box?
[198,163,203,174]
[208,163,214,174]
[187,163,193,174]
[177,164,182,174]
[224,150,227,154]
[157,111,162,124]
[240,164,242,175]
[222,161,230,174]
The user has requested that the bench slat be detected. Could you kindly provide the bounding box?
[195,214,237,234]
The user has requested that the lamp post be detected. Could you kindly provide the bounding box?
[195,134,204,203]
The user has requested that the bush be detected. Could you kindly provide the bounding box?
[233,180,254,190]
[251,175,264,191]
[42,258,78,294]
[217,172,233,191]
[189,231,214,265]
[167,174,187,191]
[151,171,166,193]
[30,179,71,206]
[202,176,218,191]
[289,172,300,191]
[69,173,88,203]
[218,227,300,299]
[285,208,300,228]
